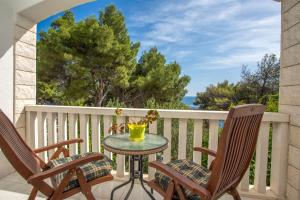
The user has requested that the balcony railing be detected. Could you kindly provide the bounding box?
[25,105,289,199]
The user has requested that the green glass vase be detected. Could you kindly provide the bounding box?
[128,124,146,141]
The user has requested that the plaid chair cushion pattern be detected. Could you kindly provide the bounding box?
[45,152,113,191]
[155,159,210,200]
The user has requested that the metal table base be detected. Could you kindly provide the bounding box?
[110,155,155,200]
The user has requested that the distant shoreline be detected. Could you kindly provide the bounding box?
[182,96,197,109]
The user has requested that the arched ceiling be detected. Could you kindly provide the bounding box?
[2,0,94,23]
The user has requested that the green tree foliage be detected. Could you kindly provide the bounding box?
[125,48,190,107]
[194,81,238,110]
[194,54,280,110]
[38,6,139,106]
[37,6,189,108]
[240,54,280,104]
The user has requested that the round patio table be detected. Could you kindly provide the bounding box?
[103,133,168,200]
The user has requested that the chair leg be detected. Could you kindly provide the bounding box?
[165,180,175,200]
[81,187,96,200]
[29,188,38,200]
[51,169,76,200]
[228,188,241,200]
[76,168,96,200]
[174,182,187,200]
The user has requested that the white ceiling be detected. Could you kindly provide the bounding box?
[2,0,94,23]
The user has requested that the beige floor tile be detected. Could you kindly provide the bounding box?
[0,173,255,200]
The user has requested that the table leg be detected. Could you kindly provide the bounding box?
[110,178,132,200]
[138,155,155,200]
[110,156,135,200]
[110,155,156,200]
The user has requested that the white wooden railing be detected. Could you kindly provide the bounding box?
[25,105,289,199]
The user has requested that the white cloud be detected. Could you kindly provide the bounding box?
[193,52,271,70]
[128,0,280,72]
[130,0,242,44]
[216,16,280,52]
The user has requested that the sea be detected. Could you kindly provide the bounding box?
[182,96,197,109]
[182,96,225,128]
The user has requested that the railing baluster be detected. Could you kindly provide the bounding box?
[129,117,140,172]
[103,115,112,159]
[163,118,172,163]
[254,122,270,193]
[57,113,67,142]
[270,122,289,197]
[148,121,157,179]
[68,114,78,155]
[37,112,46,160]
[239,168,250,191]
[116,116,126,177]
[208,120,219,167]
[91,114,100,152]
[26,111,36,148]
[46,112,56,157]
[193,119,203,164]
[79,114,89,153]
[178,119,187,159]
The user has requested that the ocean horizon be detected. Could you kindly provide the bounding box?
[182,96,197,109]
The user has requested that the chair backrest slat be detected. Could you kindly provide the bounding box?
[207,104,265,198]
[0,110,40,179]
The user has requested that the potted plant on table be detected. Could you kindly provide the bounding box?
[109,108,159,141]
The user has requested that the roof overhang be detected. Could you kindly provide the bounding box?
[20,0,95,23]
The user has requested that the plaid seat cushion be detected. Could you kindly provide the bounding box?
[155,159,210,200]
[45,152,112,191]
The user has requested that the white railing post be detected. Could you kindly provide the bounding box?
[129,117,141,173]
[163,118,172,163]
[254,122,270,193]
[57,113,67,142]
[37,112,46,160]
[68,114,78,155]
[178,119,188,160]
[79,114,89,153]
[208,120,219,167]
[91,114,100,152]
[239,168,250,192]
[193,119,203,164]
[270,122,289,197]
[116,116,125,178]
[148,121,157,179]
[26,111,36,148]
[46,112,56,157]
[103,115,112,159]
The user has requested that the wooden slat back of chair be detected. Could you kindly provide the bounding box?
[0,110,40,179]
[207,104,265,198]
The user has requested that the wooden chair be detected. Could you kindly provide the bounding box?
[148,104,265,200]
[0,109,113,200]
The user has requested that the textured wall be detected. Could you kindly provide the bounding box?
[279,0,300,199]
[14,15,37,140]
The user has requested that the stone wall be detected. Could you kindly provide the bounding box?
[14,15,36,140]
[279,0,300,199]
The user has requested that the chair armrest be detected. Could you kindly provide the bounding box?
[149,161,211,198]
[194,147,217,157]
[33,139,83,153]
[27,153,103,183]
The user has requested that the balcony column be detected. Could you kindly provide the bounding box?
[0,1,16,178]
[14,15,37,140]
[279,0,300,199]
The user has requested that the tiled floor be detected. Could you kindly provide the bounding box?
[0,172,251,200]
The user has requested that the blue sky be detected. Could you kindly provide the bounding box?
[38,0,281,96]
